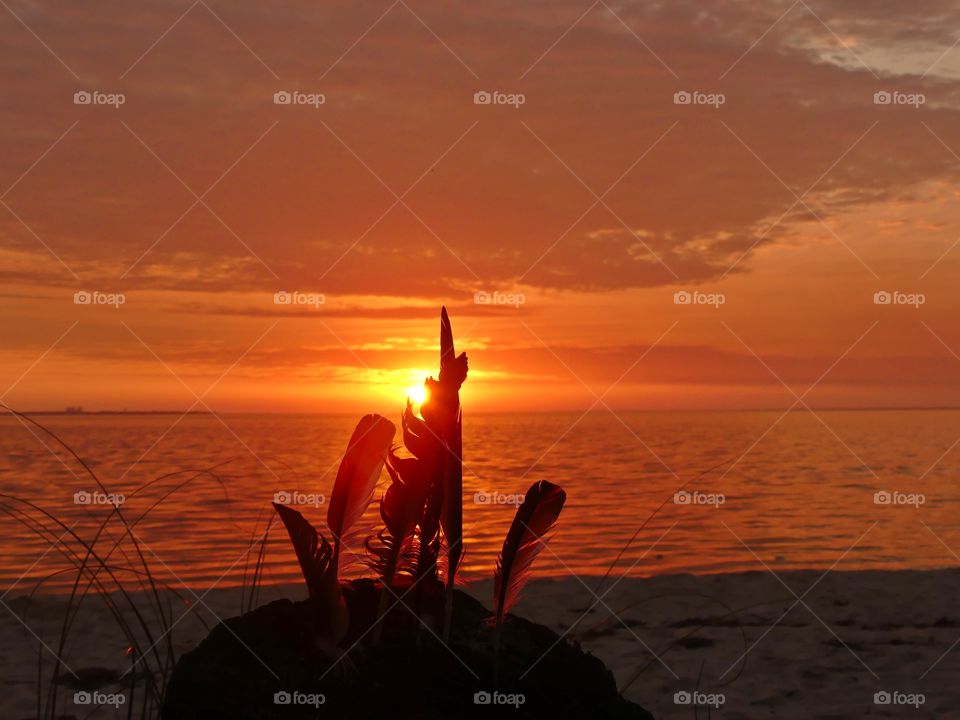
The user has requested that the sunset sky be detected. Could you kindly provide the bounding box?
[2,1,960,412]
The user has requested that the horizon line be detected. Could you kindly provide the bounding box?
[10,406,960,416]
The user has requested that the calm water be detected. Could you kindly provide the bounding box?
[0,410,957,594]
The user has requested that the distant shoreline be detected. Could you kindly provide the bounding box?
[14,410,216,416]
[9,407,960,416]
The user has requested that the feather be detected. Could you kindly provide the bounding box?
[402,400,433,460]
[385,449,434,580]
[272,502,348,643]
[439,306,468,389]
[384,308,469,632]
[385,449,426,494]
[366,454,432,643]
[440,410,463,581]
[327,414,396,561]
[440,413,463,642]
[416,473,444,581]
[440,306,455,367]
[421,308,467,432]
[366,454,430,580]
[493,480,566,624]
[419,308,467,584]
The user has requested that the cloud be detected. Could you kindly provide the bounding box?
[1,0,958,299]
[169,299,534,320]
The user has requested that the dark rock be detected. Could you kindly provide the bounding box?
[162,578,652,720]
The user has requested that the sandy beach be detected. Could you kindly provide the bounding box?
[2,568,956,718]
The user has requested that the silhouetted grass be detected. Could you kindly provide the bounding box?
[0,404,260,720]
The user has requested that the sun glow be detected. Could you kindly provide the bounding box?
[405,381,428,406]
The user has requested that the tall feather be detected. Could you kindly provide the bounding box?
[437,306,464,556]
[438,306,468,390]
[327,414,396,569]
[440,410,463,579]
[273,503,348,644]
[433,308,466,583]
[493,480,566,624]
[440,305,455,368]
[416,307,467,587]
[440,410,464,640]
[438,308,465,585]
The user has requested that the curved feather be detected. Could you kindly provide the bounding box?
[366,453,430,580]
[327,414,396,544]
[273,502,348,642]
[493,480,566,623]
[402,400,433,460]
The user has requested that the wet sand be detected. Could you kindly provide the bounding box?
[2,568,957,718]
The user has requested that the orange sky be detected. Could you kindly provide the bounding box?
[2,1,960,413]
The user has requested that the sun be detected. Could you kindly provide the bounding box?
[405,381,428,406]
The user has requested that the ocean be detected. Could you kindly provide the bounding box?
[1,410,957,593]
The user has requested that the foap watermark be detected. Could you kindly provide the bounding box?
[274,491,326,508]
[474,491,525,507]
[74,690,126,708]
[473,690,525,708]
[273,90,325,108]
[873,490,925,508]
[273,691,325,707]
[874,690,925,708]
[74,290,125,308]
[874,290,924,308]
[473,90,525,108]
[674,90,725,108]
[75,490,126,507]
[674,690,725,709]
[74,90,125,108]
[474,290,525,308]
[873,91,925,108]
[673,490,725,508]
[274,291,325,308]
[674,290,725,308]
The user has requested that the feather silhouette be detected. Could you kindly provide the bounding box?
[272,502,348,644]
[368,452,434,578]
[366,452,432,642]
[492,480,565,678]
[327,414,396,569]
[415,478,444,583]
[437,308,465,585]
[438,306,468,391]
[493,480,566,625]
[439,409,463,640]
[412,307,467,592]
[401,400,433,461]
[440,410,463,579]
